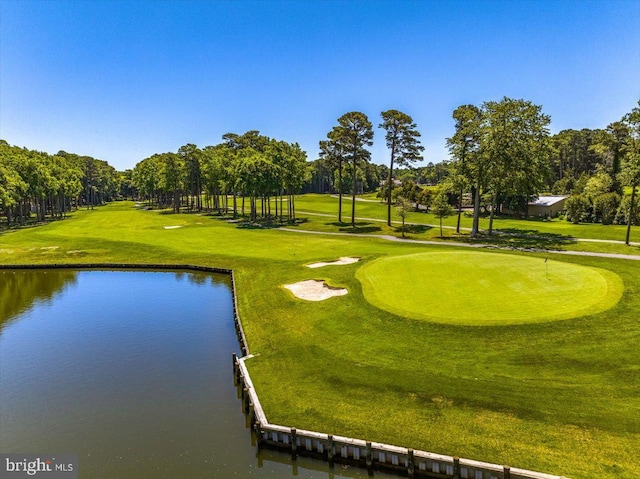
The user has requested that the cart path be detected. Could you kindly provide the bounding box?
[280,226,640,261]
[296,210,640,247]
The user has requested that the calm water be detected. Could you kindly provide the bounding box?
[0,269,396,479]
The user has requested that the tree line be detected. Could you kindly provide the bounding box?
[0,141,121,226]
[131,131,307,222]
[2,99,638,241]
[445,98,640,243]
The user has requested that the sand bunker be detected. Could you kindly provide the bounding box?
[284,280,348,301]
[306,257,360,269]
[163,225,183,229]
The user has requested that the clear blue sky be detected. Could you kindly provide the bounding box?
[1,0,639,171]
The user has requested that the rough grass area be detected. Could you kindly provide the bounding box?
[292,194,640,252]
[356,251,624,325]
[1,200,639,479]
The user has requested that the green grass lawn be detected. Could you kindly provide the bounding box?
[293,193,640,249]
[1,200,639,479]
[356,251,624,325]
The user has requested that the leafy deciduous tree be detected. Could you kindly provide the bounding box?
[379,110,424,226]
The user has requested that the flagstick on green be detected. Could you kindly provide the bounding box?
[545,257,549,280]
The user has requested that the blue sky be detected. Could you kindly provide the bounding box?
[1,0,639,171]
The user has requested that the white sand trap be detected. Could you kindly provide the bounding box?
[163,225,183,229]
[284,280,348,301]
[306,257,361,269]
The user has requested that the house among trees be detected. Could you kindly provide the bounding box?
[528,195,568,218]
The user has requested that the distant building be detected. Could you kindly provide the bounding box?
[379,179,402,187]
[528,195,567,217]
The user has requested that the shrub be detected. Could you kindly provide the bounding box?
[565,194,590,223]
[594,192,621,225]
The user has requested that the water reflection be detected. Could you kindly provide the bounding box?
[0,269,78,328]
[0,270,398,479]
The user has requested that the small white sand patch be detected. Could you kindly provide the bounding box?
[306,257,361,269]
[163,225,183,229]
[284,280,348,301]
[0,249,14,254]
[68,250,85,254]
[40,246,59,250]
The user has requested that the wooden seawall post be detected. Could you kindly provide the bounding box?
[327,435,335,465]
[365,441,373,469]
[232,353,238,385]
[291,428,298,457]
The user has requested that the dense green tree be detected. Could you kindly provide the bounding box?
[432,186,453,238]
[395,195,411,238]
[303,158,333,194]
[593,192,621,225]
[179,143,203,211]
[119,169,136,200]
[132,154,162,205]
[446,105,483,233]
[325,112,374,227]
[593,121,629,183]
[201,144,231,213]
[447,98,551,236]
[482,97,552,233]
[278,141,308,220]
[379,110,424,226]
[420,162,451,185]
[565,194,590,224]
[446,104,484,236]
[584,167,615,220]
[159,152,184,213]
[550,129,604,182]
[620,100,640,245]
[319,130,347,222]
[0,142,107,226]
[416,187,433,212]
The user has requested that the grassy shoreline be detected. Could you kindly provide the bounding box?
[1,199,639,478]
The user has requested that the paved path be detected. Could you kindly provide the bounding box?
[296,210,640,247]
[280,225,640,261]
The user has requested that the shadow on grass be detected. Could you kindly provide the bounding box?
[235,217,308,229]
[394,224,433,235]
[0,218,66,236]
[325,221,382,234]
[445,228,577,250]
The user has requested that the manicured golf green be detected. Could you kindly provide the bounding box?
[356,251,624,325]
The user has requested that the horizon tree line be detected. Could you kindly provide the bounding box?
[0,140,120,226]
[445,98,640,243]
[131,131,308,222]
[2,99,638,242]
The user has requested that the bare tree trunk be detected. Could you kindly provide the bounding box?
[387,146,395,226]
[351,155,357,227]
[233,191,237,218]
[338,160,343,223]
[488,190,498,235]
[456,185,464,234]
[626,185,637,246]
[471,184,481,237]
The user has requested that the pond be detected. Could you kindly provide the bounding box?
[0,269,397,478]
